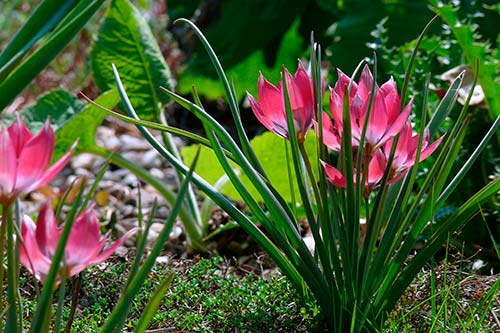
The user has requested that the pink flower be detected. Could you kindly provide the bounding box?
[321,152,386,193]
[20,201,137,286]
[380,122,443,183]
[247,62,314,143]
[0,115,75,205]
[328,65,411,151]
[321,122,443,191]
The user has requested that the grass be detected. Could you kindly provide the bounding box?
[18,255,326,332]
[13,248,500,333]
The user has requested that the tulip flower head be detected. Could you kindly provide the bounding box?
[0,115,75,205]
[380,122,443,183]
[322,122,442,193]
[247,62,314,143]
[20,201,137,286]
[328,65,411,152]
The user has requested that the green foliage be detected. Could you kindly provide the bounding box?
[18,257,322,332]
[171,0,436,101]
[91,0,173,120]
[0,0,106,112]
[430,1,500,118]
[172,0,309,71]
[17,88,119,161]
[177,19,305,100]
[181,131,319,202]
[369,1,500,255]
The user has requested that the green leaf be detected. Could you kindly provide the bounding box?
[18,88,119,160]
[184,0,307,72]
[133,272,174,333]
[432,3,500,118]
[181,131,319,202]
[0,0,105,112]
[91,0,173,120]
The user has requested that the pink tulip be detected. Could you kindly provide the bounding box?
[322,122,443,191]
[247,62,314,143]
[0,115,75,205]
[20,201,137,285]
[328,65,411,151]
[321,152,386,193]
[380,122,443,183]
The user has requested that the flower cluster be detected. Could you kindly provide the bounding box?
[0,115,134,285]
[249,63,442,193]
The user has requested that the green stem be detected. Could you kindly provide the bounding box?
[284,140,297,220]
[159,112,202,234]
[6,204,20,332]
[85,146,205,250]
[0,204,8,332]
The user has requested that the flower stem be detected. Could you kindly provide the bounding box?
[0,204,8,330]
[5,204,20,332]
[64,274,82,333]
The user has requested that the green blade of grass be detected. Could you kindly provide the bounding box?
[133,272,175,333]
[174,18,265,176]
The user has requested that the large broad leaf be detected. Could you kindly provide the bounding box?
[18,88,119,160]
[181,131,319,202]
[325,0,433,74]
[91,0,173,120]
[172,0,308,73]
[177,19,304,101]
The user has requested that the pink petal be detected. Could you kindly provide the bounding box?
[384,98,412,141]
[64,208,104,268]
[367,152,386,186]
[23,141,76,194]
[365,88,388,145]
[380,77,401,123]
[257,74,288,129]
[418,135,444,162]
[357,65,374,101]
[321,161,346,187]
[8,114,32,157]
[289,63,314,133]
[248,93,288,138]
[20,215,52,283]
[0,127,16,199]
[14,121,55,193]
[333,69,357,100]
[329,88,344,127]
[88,227,139,265]
[35,201,61,258]
[391,122,413,168]
[67,227,139,277]
[317,113,341,151]
[388,169,410,184]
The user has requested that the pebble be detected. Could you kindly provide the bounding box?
[71,153,97,169]
[120,134,152,150]
[141,149,162,168]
